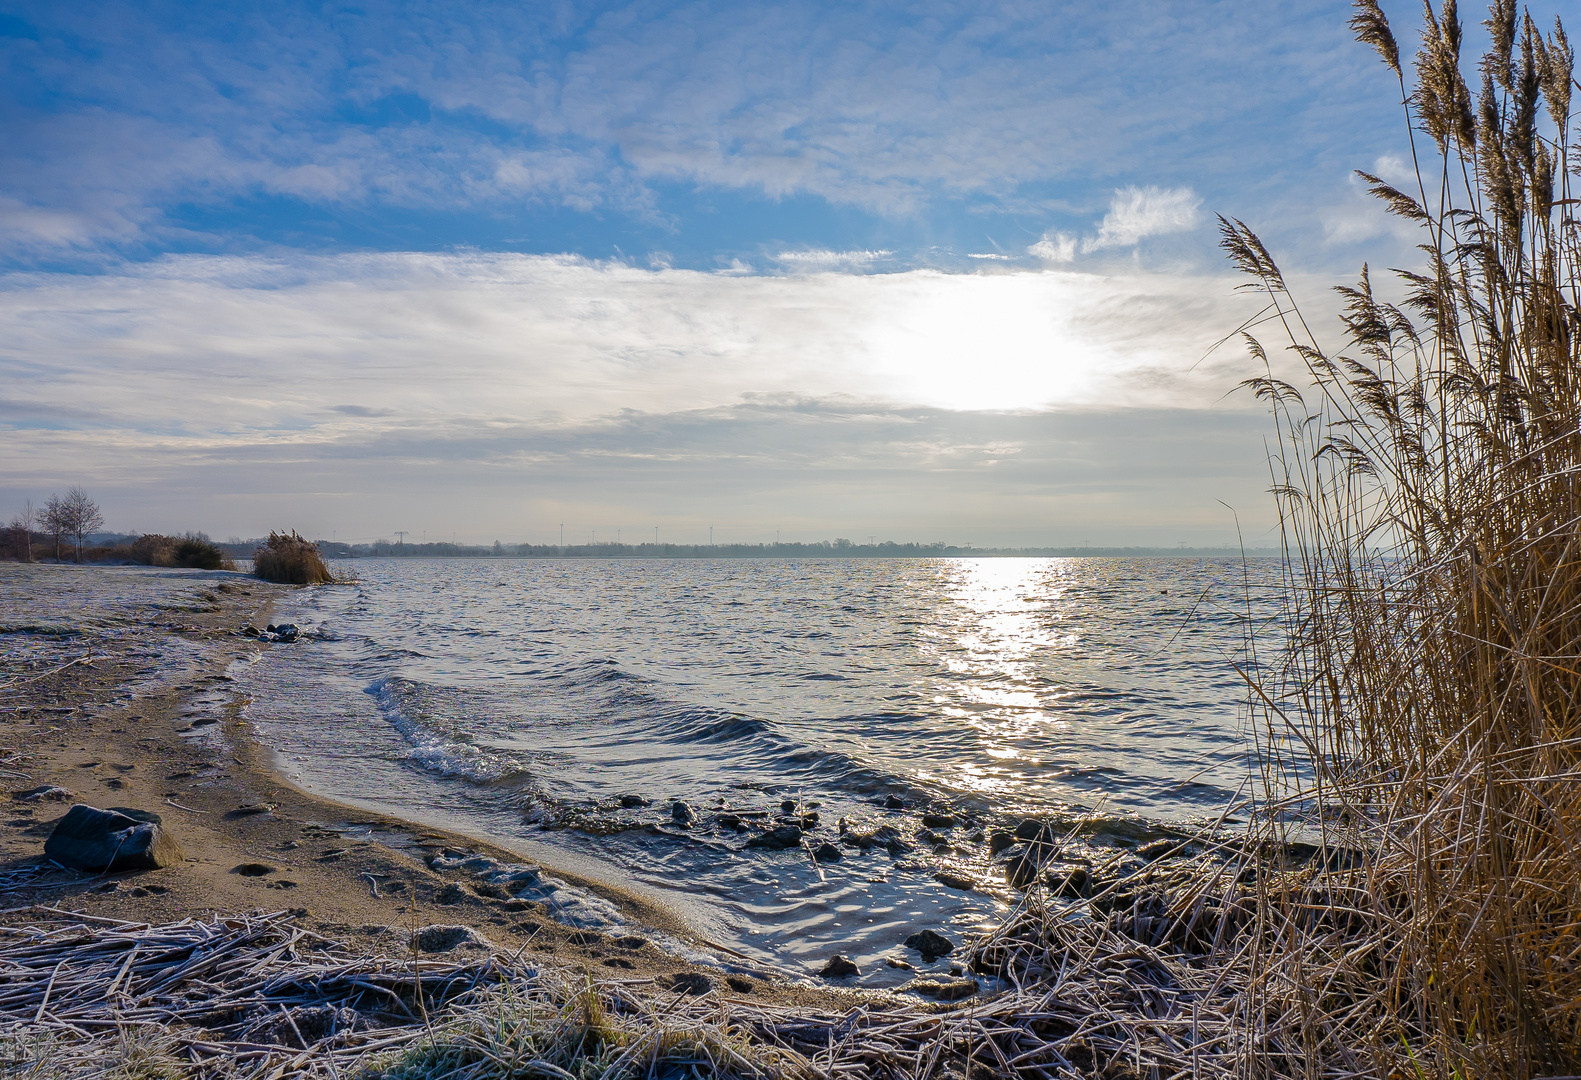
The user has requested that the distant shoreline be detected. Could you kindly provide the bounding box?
[233,541,1285,560]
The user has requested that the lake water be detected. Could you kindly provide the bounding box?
[238,556,1278,984]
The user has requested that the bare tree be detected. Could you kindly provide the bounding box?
[59,487,104,562]
[8,500,35,562]
[42,493,65,561]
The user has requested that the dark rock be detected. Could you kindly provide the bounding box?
[1003,849,1043,888]
[717,814,743,830]
[909,978,977,1001]
[916,828,941,845]
[618,795,648,808]
[967,829,985,843]
[798,811,820,828]
[905,929,954,958]
[780,799,797,814]
[885,956,913,970]
[230,862,275,877]
[107,807,162,825]
[1015,818,1055,843]
[413,924,489,953]
[813,842,842,862]
[241,625,261,638]
[668,972,713,996]
[934,870,974,891]
[883,794,905,810]
[671,801,694,824]
[820,955,859,978]
[12,785,73,803]
[1137,839,1176,861]
[1045,865,1091,898]
[44,804,185,872]
[988,830,1016,855]
[746,825,803,850]
[921,813,957,829]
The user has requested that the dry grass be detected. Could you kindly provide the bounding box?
[1219,1,1581,1075]
[253,530,337,585]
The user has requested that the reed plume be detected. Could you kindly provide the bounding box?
[1229,1,1580,1074]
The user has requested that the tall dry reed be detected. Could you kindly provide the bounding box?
[254,529,338,584]
[1228,2,1580,1075]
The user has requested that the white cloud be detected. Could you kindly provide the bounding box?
[772,249,893,269]
[1085,186,1203,251]
[1028,233,1077,263]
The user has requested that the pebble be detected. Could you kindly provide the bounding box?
[812,842,842,862]
[820,955,860,978]
[671,801,694,824]
[920,813,957,829]
[988,830,1016,855]
[904,929,955,958]
[746,825,803,850]
[619,795,647,808]
[885,957,913,970]
[882,794,905,810]
[780,799,797,814]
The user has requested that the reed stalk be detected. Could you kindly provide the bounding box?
[1227,2,1580,1074]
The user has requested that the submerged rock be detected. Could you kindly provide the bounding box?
[812,842,842,862]
[933,870,974,891]
[747,825,803,850]
[820,955,860,978]
[921,813,957,829]
[882,794,905,810]
[44,804,184,872]
[619,794,648,808]
[904,929,955,958]
[988,830,1016,855]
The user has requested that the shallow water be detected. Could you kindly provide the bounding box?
[239,556,1279,984]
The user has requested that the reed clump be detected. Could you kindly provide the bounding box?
[253,529,337,584]
[1224,1,1581,1074]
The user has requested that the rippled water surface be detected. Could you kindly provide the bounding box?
[241,556,1278,982]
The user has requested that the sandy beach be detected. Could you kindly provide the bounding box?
[0,566,866,1020]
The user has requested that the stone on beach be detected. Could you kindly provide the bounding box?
[671,801,695,824]
[921,813,957,828]
[933,869,974,891]
[904,929,955,958]
[44,804,185,872]
[820,955,860,978]
[412,924,492,953]
[812,841,842,862]
[12,785,73,803]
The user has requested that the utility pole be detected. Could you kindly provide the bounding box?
[709,526,713,546]
[654,526,658,545]
[394,531,407,549]
[559,523,564,546]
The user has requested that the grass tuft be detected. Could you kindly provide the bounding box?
[253,529,338,584]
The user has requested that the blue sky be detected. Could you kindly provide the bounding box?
[0,0,1439,544]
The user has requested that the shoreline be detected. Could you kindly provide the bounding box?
[0,564,853,1012]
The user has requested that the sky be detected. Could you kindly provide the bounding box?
[0,0,1437,546]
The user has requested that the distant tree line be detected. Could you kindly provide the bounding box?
[3,489,231,568]
[231,537,1280,560]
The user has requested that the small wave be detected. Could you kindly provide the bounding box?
[366,676,526,784]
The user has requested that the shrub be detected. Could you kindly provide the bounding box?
[253,530,336,584]
[174,534,231,570]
